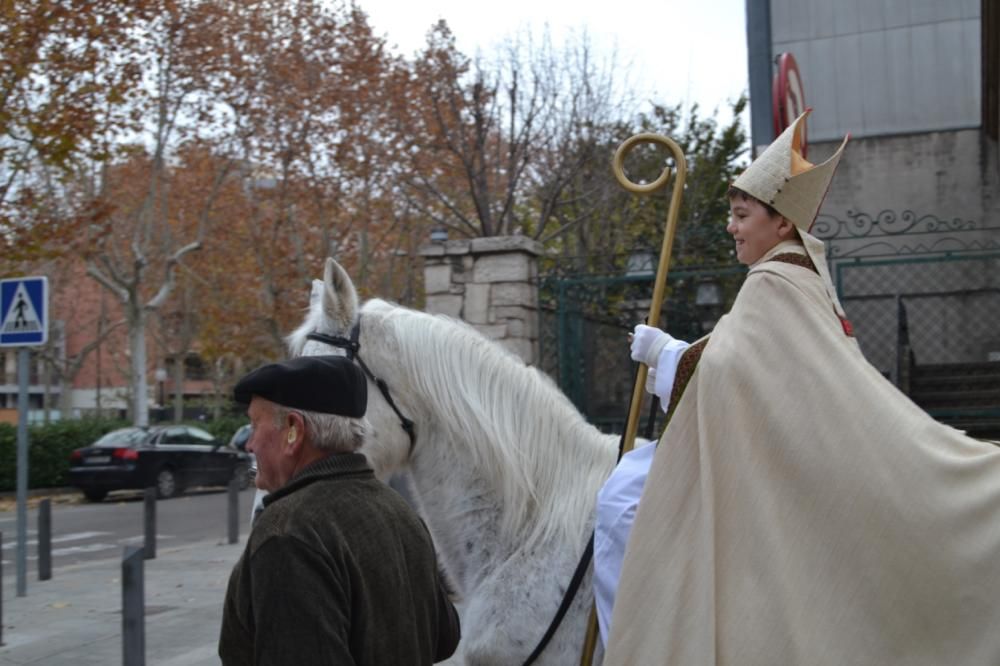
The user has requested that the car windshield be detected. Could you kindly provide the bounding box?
[231,425,251,449]
[91,427,151,448]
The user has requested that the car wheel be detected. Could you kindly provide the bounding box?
[83,488,107,502]
[232,463,251,491]
[155,467,180,499]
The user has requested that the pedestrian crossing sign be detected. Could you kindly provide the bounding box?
[0,276,48,347]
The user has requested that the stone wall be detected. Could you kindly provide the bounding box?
[812,128,999,229]
[419,236,541,365]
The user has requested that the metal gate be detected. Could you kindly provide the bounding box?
[537,263,745,435]
[815,210,1000,381]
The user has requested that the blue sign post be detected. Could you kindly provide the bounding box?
[0,276,48,598]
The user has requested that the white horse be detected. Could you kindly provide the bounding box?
[285,258,621,664]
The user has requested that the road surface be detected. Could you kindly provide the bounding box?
[0,487,256,575]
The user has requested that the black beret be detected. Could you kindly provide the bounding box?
[233,356,367,417]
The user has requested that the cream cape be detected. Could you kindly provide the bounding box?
[604,248,1000,665]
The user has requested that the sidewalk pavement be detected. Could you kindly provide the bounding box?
[0,534,244,665]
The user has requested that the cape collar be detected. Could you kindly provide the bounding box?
[751,240,806,268]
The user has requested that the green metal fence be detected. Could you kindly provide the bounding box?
[816,209,1000,437]
[832,254,1000,378]
[815,210,1000,381]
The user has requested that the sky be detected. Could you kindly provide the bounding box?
[357,0,750,123]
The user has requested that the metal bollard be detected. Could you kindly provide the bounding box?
[0,532,5,646]
[122,545,145,665]
[38,499,51,581]
[143,488,156,560]
[227,479,239,544]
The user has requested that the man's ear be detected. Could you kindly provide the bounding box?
[284,411,306,453]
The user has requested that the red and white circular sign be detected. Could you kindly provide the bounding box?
[772,52,806,157]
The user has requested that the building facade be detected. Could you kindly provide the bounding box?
[746,0,999,435]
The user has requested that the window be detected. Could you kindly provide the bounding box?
[162,427,189,445]
[186,427,217,446]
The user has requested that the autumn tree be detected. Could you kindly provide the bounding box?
[398,23,636,243]
[616,100,750,267]
[83,1,237,426]
[148,143,250,421]
[209,0,405,348]
[0,0,155,268]
[7,0,751,424]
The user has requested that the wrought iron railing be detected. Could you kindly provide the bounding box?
[814,209,1000,260]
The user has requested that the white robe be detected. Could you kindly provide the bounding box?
[593,335,689,644]
[604,244,1000,665]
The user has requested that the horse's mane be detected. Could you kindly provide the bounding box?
[359,299,617,548]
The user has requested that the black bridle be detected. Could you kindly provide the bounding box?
[306,320,416,453]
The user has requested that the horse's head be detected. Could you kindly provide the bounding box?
[286,258,413,479]
[287,258,358,358]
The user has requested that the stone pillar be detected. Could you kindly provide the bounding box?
[419,236,542,365]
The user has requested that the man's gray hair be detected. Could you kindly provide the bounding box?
[273,404,368,453]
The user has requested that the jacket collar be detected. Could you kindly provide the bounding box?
[262,453,373,507]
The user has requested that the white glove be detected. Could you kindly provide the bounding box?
[630,324,670,367]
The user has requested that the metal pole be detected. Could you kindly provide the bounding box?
[227,479,239,544]
[143,488,156,560]
[16,347,29,597]
[746,0,774,156]
[38,498,51,581]
[122,545,145,666]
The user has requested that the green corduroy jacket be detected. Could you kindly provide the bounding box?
[219,453,460,665]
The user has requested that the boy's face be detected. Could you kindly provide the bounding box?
[726,195,787,265]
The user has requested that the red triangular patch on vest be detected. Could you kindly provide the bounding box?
[839,315,854,337]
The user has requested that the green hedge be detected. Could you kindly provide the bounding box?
[0,416,249,492]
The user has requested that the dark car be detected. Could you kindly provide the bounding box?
[228,424,256,479]
[68,425,252,502]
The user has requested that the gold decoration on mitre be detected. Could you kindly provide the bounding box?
[733,109,849,232]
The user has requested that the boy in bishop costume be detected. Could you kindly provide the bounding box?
[600,110,1000,665]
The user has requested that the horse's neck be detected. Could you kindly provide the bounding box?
[403,418,618,597]
[359,303,619,594]
[406,434,508,594]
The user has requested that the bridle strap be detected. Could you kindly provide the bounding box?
[306,321,417,453]
[522,533,594,665]
[305,331,358,357]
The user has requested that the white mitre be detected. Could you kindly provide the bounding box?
[733,109,848,232]
[733,109,851,320]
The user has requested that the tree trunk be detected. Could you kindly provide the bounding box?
[172,356,184,423]
[130,308,149,427]
[58,375,73,417]
[211,358,223,421]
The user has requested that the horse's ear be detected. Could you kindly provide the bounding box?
[323,257,358,328]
